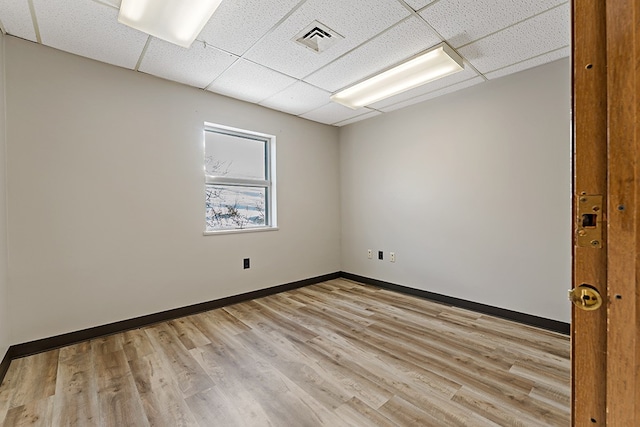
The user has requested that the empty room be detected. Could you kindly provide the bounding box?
[0,0,638,426]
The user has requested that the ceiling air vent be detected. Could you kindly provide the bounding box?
[293,21,344,53]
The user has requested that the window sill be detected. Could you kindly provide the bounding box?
[203,227,279,236]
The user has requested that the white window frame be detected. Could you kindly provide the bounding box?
[203,122,277,235]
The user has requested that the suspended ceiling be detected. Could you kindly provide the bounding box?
[0,0,570,126]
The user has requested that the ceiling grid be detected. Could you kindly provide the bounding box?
[0,0,570,126]
[134,36,152,71]
[26,0,40,43]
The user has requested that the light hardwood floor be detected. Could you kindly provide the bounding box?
[0,279,570,426]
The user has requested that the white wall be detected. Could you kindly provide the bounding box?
[5,37,341,344]
[0,33,10,357]
[340,59,571,322]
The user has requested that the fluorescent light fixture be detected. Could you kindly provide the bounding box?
[331,43,464,109]
[118,0,223,48]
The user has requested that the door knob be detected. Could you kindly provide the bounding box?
[569,285,603,311]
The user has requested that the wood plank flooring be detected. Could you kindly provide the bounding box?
[0,279,570,426]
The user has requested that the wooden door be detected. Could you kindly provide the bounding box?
[572,0,639,425]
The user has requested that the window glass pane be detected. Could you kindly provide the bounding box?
[205,185,266,231]
[205,131,265,180]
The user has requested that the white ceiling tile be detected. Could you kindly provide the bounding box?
[207,59,297,104]
[421,0,566,48]
[305,17,442,93]
[260,82,331,116]
[301,103,376,125]
[458,3,570,74]
[379,76,485,112]
[199,0,302,56]
[244,0,410,79]
[367,63,479,110]
[32,0,148,69]
[139,38,237,89]
[402,0,438,11]
[334,110,382,127]
[0,0,37,42]
[485,46,570,80]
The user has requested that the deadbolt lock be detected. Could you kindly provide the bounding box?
[569,285,603,311]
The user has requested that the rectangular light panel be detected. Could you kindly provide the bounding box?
[118,0,223,48]
[331,43,464,109]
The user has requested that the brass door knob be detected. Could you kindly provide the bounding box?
[569,285,603,311]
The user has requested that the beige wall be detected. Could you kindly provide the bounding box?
[339,59,571,322]
[4,37,341,343]
[0,33,9,357]
[1,35,570,346]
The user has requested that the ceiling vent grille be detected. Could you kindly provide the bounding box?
[293,21,343,53]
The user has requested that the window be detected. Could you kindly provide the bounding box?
[204,123,276,233]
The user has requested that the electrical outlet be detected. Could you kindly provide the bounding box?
[390,252,396,262]
[367,249,372,259]
[378,251,383,260]
[243,258,250,269]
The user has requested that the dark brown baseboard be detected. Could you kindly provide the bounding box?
[0,347,15,386]
[341,272,570,335]
[0,270,570,386]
